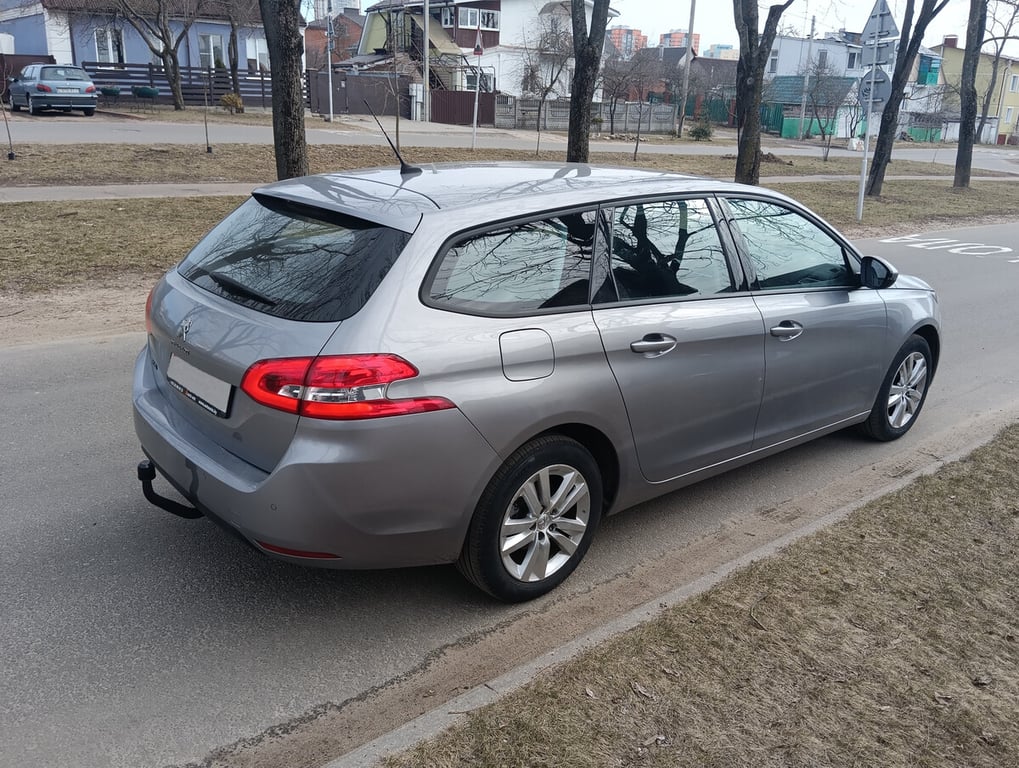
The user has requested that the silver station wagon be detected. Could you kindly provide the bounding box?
[134,162,940,601]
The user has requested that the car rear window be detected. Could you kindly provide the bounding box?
[41,67,90,81]
[178,196,411,322]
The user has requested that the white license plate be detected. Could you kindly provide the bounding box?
[57,88,77,93]
[166,355,233,418]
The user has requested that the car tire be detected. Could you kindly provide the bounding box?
[82,107,95,117]
[457,435,602,602]
[8,93,20,113]
[861,335,932,442]
[28,95,40,115]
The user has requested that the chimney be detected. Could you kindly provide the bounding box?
[943,35,958,48]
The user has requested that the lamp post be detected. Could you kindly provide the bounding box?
[325,0,334,122]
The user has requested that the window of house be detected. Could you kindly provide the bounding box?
[479,10,499,30]
[458,7,479,28]
[848,51,858,69]
[817,49,828,68]
[1011,74,1019,93]
[769,49,778,74]
[95,28,124,64]
[1006,106,1015,126]
[199,34,225,69]
[441,7,454,26]
[725,198,853,290]
[427,212,597,315]
[603,199,733,301]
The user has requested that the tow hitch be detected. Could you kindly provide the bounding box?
[137,460,204,519]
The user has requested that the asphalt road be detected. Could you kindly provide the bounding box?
[2,220,1018,768]
[5,111,1019,173]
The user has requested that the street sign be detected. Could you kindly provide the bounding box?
[858,67,892,107]
[861,0,899,43]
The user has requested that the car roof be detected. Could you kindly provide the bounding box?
[253,162,774,233]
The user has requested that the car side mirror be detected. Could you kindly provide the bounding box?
[860,255,898,289]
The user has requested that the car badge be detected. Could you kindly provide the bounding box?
[178,318,193,343]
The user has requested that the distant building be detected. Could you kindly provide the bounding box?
[306,7,365,69]
[703,43,738,60]
[659,29,699,54]
[608,26,647,59]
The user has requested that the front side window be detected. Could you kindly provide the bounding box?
[603,198,733,301]
[428,211,596,315]
[725,198,854,290]
[179,196,411,322]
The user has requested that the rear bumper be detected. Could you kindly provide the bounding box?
[32,94,97,109]
[132,348,501,569]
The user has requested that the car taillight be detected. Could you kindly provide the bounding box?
[36,84,52,93]
[240,354,455,420]
[85,85,96,93]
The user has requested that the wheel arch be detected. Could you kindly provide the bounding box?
[912,324,940,378]
[532,423,620,515]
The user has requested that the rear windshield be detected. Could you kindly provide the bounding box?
[41,67,90,81]
[178,196,412,322]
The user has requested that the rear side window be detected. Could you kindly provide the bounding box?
[604,198,734,301]
[427,211,596,315]
[179,196,411,322]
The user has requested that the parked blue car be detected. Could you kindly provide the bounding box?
[7,63,97,116]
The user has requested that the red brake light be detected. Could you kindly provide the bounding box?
[240,354,454,420]
[36,83,52,93]
[85,84,96,93]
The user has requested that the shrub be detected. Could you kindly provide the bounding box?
[220,92,244,114]
[688,121,712,141]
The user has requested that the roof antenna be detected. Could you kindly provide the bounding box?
[363,100,421,176]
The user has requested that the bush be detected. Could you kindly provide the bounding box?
[688,121,713,141]
[219,92,244,114]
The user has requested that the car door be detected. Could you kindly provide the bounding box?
[12,65,33,104]
[720,196,890,449]
[592,197,766,483]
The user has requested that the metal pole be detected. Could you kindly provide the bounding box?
[471,46,481,150]
[797,15,815,139]
[423,0,430,122]
[326,0,334,122]
[676,0,696,137]
[856,36,879,221]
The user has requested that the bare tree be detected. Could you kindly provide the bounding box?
[566,0,611,163]
[866,0,951,197]
[733,0,795,184]
[259,0,309,179]
[519,3,573,154]
[803,58,851,160]
[977,0,1019,139]
[955,0,988,187]
[599,53,632,134]
[117,0,207,110]
[218,0,260,96]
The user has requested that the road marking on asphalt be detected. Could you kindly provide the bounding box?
[880,234,1014,257]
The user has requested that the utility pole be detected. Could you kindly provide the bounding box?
[675,0,696,137]
[423,0,430,121]
[797,15,815,139]
[325,0,334,122]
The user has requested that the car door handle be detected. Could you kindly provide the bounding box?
[770,321,804,341]
[630,334,677,357]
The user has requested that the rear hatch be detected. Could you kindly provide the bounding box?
[145,194,413,472]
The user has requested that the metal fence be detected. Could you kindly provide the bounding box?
[495,95,679,133]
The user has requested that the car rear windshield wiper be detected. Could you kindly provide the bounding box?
[202,269,278,307]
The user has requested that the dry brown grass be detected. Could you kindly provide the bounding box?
[384,425,1019,768]
[0,142,993,187]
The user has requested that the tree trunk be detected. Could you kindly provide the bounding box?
[732,0,794,185]
[566,0,610,163]
[163,51,185,110]
[259,0,310,180]
[867,0,950,197]
[955,0,988,188]
[228,21,241,96]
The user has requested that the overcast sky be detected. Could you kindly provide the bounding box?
[610,0,1015,55]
